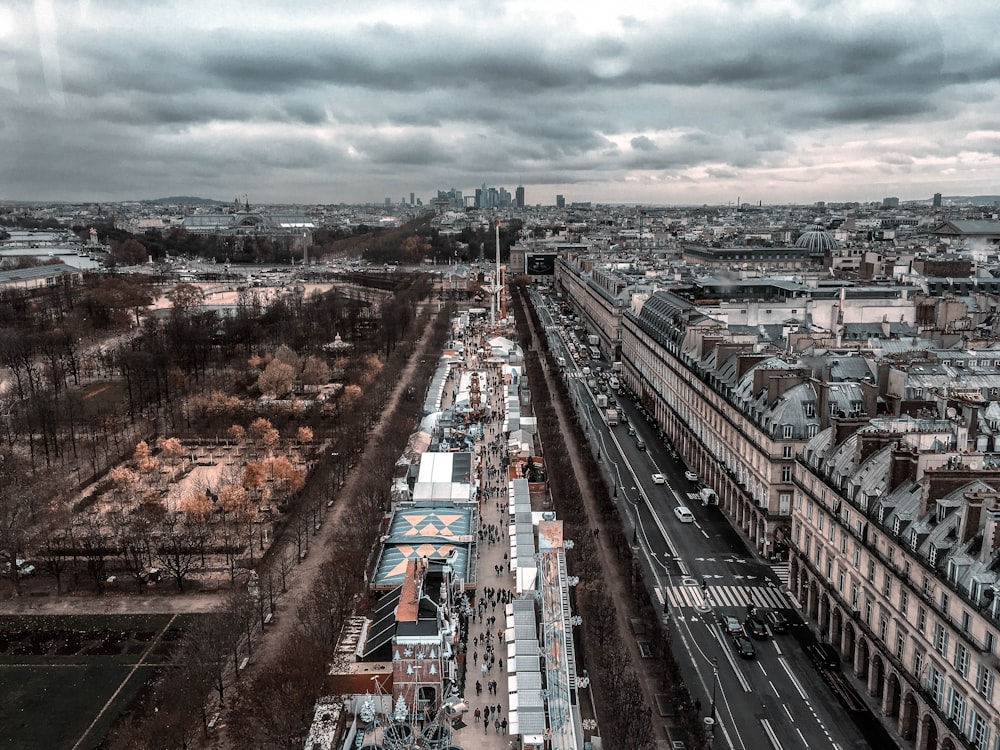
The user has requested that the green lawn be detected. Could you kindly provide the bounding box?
[0,613,195,749]
[0,662,155,749]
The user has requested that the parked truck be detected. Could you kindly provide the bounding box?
[605,408,619,426]
[595,394,608,409]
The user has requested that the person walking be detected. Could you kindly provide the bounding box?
[474,707,481,724]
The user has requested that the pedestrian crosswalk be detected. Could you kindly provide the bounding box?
[664,584,789,611]
[771,562,790,587]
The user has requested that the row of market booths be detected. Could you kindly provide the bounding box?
[303,324,587,749]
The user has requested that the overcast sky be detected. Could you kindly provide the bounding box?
[2,0,999,206]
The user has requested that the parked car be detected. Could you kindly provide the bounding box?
[764,610,789,633]
[721,615,743,636]
[673,506,694,523]
[731,635,756,659]
[744,614,768,639]
[684,470,698,482]
[806,641,840,670]
[651,473,666,484]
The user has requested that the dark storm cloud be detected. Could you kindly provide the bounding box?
[3,0,1000,203]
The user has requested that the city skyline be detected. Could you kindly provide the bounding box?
[2,0,999,206]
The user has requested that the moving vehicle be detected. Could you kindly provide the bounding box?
[744,614,768,639]
[673,506,694,523]
[605,408,619,426]
[764,610,789,633]
[636,438,647,451]
[698,487,718,506]
[651,473,666,484]
[684,470,698,482]
[732,635,756,659]
[589,346,601,360]
[721,615,743,636]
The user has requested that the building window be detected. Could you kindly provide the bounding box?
[947,687,966,729]
[955,643,970,679]
[895,633,905,660]
[928,665,944,707]
[969,710,989,750]
[892,516,901,536]
[986,630,996,654]
[933,622,949,656]
[940,592,950,617]
[961,610,971,633]
[899,590,909,618]
[865,599,873,625]
[868,560,876,583]
[882,573,892,598]
[838,570,846,593]
[840,533,847,554]
[879,616,888,642]
[779,493,791,515]
[851,584,860,610]
[783,445,792,459]
[918,607,927,634]
[783,424,793,439]
[781,465,792,482]
[976,664,995,700]
[853,544,861,567]
[808,424,818,438]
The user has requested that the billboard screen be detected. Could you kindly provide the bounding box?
[526,254,556,275]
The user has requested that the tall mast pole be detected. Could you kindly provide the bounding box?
[495,219,502,325]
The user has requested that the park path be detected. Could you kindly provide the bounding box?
[205,304,440,748]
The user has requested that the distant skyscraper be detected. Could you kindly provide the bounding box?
[556,194,565,208]
[933,192,942,207]
[515,185,525,208]
[475,188,483,209]
[385,197,391,207]
[882,196,900,208]
[410,192,415,205]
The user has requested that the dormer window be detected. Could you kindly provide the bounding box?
[804,402,816,418]
[878,505,887,523]
[909,529,919,550]
[783,425,793,439]
[929,545,938,567]
[892,516,901,536]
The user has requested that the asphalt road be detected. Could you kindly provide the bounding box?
[531,287,882,750]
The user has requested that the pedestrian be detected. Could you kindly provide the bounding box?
[495,718,501,734]
[501,718,508,733]
[474,707,481,724]
[476,680,482,696]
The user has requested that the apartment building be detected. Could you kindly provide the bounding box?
[795,405,1000,750]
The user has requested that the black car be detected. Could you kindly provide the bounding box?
[806,641,840,670]
[732,635,756,659]
[744,615,768,639]
[764,609,788,633]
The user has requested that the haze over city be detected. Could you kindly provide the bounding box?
[2,0,999,205]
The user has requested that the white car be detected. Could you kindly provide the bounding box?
[684,470,699,482]
[651,473,666,484]
[674,506,695,523]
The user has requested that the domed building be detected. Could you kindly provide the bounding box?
[794,225,838,255]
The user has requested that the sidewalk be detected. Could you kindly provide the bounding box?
[447,325,519,750]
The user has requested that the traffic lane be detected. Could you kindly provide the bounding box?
[700,609,863,750]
